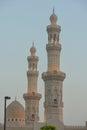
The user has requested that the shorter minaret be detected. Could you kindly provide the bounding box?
[23,43,41,126]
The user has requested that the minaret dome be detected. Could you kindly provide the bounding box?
[50,8,58,25]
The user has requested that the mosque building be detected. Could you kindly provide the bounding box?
[0,10,87,130]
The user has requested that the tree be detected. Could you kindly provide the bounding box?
[41,125,56,130]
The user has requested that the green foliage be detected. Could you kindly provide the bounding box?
[41,125,56,130]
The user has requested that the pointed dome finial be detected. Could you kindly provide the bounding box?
[30,42,36,56]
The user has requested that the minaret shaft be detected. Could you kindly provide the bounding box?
[47,43,61,72]
[27,72,38,93]
[27,69,38,93]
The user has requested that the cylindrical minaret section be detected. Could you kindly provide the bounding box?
[46,43,61,72]
[27,55,39,93]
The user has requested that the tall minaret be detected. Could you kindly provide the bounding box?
[42,10,66,123]
[23,43,41,126]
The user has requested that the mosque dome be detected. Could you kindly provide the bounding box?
[50,9,58,25]
[6,99,25,127]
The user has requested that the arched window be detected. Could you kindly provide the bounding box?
[15,119,17,121]
[12,119,14,121]
[53,34,56,41]
[54,99,57,104]
[32,92,35,96]
[32,114,35,120]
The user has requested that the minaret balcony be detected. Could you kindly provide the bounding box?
[27,56,39,62]
[47,25,61,32]
[23,92,41,100]
[46,43,61,51]
[27,71,39,76]
[42,71,66,81]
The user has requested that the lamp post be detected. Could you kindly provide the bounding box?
[4,96,11,130]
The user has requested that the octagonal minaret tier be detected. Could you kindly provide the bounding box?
[23,43,41,126]
[42,10,66,123]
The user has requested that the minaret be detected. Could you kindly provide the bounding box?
[42,10,66,123]
[23,43,41,126]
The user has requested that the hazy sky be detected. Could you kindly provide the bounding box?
[0,0,87,126]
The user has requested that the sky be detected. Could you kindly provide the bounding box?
[0,0,87,126]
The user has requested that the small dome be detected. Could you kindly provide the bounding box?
[6,99,25,127]
[6,100,25,119]
[50,9,58,25]
[30,42,36,56]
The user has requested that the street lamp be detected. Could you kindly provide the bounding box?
[4,96,11,130]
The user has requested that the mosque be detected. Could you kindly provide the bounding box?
[0,10,87,130]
